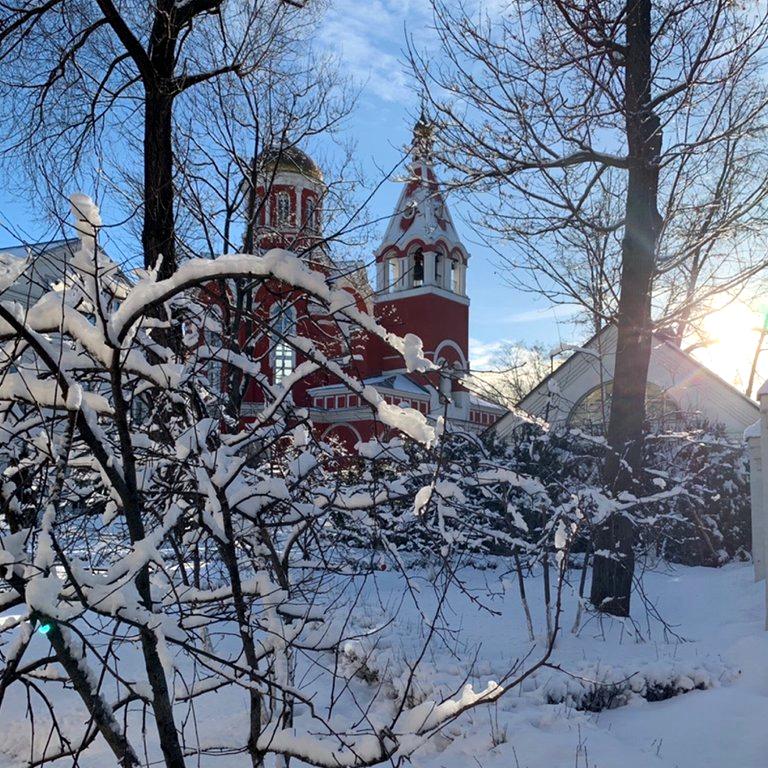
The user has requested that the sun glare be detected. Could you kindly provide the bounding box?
[690,298,766,390]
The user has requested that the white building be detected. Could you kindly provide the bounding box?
[0,237,128,307]
[493,324,758,440]
[746,387,768,627]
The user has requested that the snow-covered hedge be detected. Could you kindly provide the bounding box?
[540,658,738,711]
[340,628,737,716]
[642,425,751,566]
[491,420,751,567]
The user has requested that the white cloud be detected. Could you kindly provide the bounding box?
[503,304,580,324]
[318,0,433,104]
[469,337,509,370]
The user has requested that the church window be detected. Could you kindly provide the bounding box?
[413,248,424,287]
[204,329,222,394]
[305,196,320,233]
[450,259,459,292]
[270,303,296,383]
[276,192,291,226]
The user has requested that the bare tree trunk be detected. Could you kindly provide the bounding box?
[40,621,141,767]
[513,549,534,641]
[591,0,662,618]
[571,544,591,634]
[111,359,187,768]
[144,87,176,280]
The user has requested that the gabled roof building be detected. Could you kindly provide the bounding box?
[492,324,758,440]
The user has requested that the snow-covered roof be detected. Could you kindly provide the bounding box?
[309,373,430,397]
[469,392,507,412]
[0,237,130,309]
[493,324,759,439]
[366,373,430,395]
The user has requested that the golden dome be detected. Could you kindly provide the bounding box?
[257,146,324,183]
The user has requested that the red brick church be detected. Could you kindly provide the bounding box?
[221,115,505,449]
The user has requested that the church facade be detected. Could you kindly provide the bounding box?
[225,117,506,449]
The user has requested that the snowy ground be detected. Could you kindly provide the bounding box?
[400,561,768,768]
[1,561,766,768]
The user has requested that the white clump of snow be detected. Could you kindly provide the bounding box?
[402,333,430,373]
[359,385,436,447]
[414,485,433,517]
[356,438,408,462]
[65,382,83,411]
[70,193,102,242]
[292,424,309,448]
[554,519,568,565]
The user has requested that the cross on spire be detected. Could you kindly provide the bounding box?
[412,103,434,160]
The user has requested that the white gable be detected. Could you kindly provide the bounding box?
[494,325,758,439]
[375,157,467,262]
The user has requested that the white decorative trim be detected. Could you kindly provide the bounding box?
[434,338,467,368]
[374,285,470,305]
[321,423,363,442]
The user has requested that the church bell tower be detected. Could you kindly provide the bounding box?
[374,112,470,383]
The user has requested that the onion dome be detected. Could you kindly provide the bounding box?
[256,146,324,184]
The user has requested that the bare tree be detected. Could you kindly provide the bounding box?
[476,161,624,338]
[412,0,768,615]
[468,341,552,406]
[0,0,318,279]
[171,25,367,254]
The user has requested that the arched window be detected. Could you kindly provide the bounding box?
[276,192,291,226]
[204,329,222,394]
[412,248,424,287]
[386,258,400,291]
[271,303,296,383]
[568,381,681,435]
[305,196,320,233]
